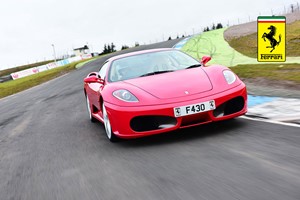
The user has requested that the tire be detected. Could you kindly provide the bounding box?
[86,95,97,122]
[102,104,119,142]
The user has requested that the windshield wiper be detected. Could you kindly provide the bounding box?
[186,64,202,69]
[140,70,174,77]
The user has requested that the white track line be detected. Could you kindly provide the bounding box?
[241,116,300,128]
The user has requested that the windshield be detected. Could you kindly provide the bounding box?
[108,50,200,82]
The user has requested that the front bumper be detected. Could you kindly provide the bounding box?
[105,84,247,139]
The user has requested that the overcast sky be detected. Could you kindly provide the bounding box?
[0,0,297,70]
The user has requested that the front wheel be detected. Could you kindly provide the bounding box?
[102,104,119,142]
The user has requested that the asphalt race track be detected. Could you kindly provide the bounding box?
[0,39,300,200]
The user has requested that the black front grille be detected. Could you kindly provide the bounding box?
[213,96,245,117]
[130,116,177,132]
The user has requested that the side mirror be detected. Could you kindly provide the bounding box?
[84,76,104,84]
[201,56,211,66]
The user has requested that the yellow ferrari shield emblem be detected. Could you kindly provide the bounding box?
[257,16,286,62]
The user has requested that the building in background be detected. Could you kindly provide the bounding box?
[73,45,90,56]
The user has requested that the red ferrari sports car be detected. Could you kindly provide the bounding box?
[84,48,247,142]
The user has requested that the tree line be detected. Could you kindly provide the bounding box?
[101,43,116,55]
[100,42,140,55]
[100,22,224,54]
[167,22,224,41]
[203,23,223,32]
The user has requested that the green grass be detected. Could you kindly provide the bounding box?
[227,20,300,58]
[0,60,54,77]
[230,63,300,83]
[181,28,257,66]
[75,57,99,68]
[286,20,300,56]
[0,58,95,99]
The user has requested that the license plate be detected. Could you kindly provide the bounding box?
[174,100,215,117]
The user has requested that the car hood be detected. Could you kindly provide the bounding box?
[123,68,213,99]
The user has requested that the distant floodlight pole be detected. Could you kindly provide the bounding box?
[51,44,57,63]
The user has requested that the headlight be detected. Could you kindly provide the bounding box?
[113,89,139,102]
[223,70,236,84]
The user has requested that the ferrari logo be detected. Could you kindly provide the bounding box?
[257,16,286,62]
[175,108,181,117]
[209,101,215,109]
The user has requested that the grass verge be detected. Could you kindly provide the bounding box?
[227,20,300,58]
[230,63,300,83]
[0,58,95,99]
